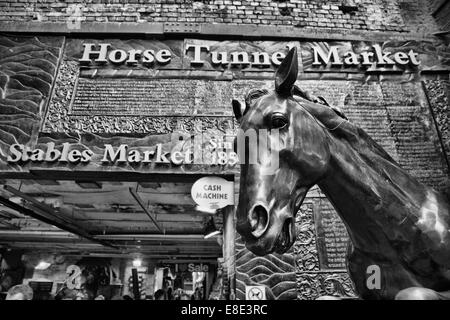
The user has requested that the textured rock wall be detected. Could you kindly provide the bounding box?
[0,35,63,171]
[235,234,298,300]
[423,80,450,190]
[428,0,450,31]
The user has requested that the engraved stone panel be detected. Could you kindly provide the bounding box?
[70,79,233,117]
[296,272,356,300]
[44,72,271,134]
[293,189,357,300]
[314,199,350,271]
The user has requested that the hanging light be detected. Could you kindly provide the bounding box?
[195,205,217,215]
[35,261,51,270]
[203,217,221,239]
[132,258,142,268]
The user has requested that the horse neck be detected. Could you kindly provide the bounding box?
[316,134,443,254]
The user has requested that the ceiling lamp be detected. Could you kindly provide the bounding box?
[132,258,142,268]
[35,261,51,270]
[195,205,217,215]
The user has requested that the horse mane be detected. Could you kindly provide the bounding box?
[291,89,399,166]
[243,86,402,169]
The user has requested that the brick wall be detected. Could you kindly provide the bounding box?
[0,0,440,35]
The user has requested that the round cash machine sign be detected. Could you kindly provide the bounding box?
[191,177,234,210]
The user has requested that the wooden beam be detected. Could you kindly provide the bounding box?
[129,187,163,233]
[84,253,221,258]
[0,211,15,219]
[75,223,201,234]
[0,242,221,254]
[5,185,80,227]
[0,220,20,230]
[27,171,232,184]
[0,241,220,251]
[0,242,107,250]
[0,230,80,240]
[95,234,205,240]
[74,212,211,222]
[74,214,203,223]
[0,190,119,250]
[56,191,194,206]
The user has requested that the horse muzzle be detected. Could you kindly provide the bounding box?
[237,204,296,256]
[273,217,296,254]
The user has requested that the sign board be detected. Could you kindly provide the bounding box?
[65,265,82,290]
[28,281,53,293]
[187,263,209,273]
[79,41,422,71]
[245,285,266,300]
[191,177,234,210]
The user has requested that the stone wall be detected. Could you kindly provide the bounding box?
[398,0,441,34]
[424,80,450,186]
[428,0,450,32]
[0,0,440,35]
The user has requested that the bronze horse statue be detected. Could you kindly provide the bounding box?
[232,47,450,300]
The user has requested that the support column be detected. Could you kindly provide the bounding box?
[131,268,140,300]
[222,205,236,300]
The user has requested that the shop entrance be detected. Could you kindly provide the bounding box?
[0,174,234,300]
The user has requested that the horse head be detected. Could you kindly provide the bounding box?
[233,47,333,255]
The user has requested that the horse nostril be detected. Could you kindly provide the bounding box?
[249,205,269,238]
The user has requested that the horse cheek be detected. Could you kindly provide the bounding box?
[293,128,330,183]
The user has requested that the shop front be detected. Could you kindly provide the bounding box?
[0,28,449,300]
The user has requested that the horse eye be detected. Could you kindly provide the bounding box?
[271,114,288,129]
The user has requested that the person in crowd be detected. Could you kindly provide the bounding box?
[5,284,33,300]
[154,289,164,300]
[167,287,173,300]
[193,287,203,300]
[173,288,183,300]
[180,293,190,300]
[54,287,76,300]
[0,274,13,293]
[34,292,54,300]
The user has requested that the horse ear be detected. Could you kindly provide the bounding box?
[275,47,298,95]
[232,99,245,122]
